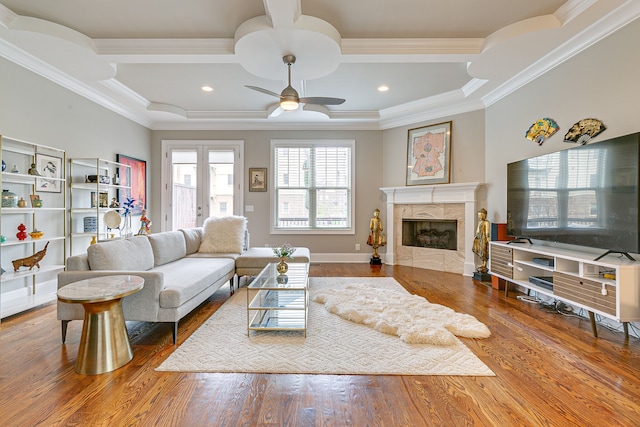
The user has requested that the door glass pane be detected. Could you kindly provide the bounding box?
[208,150,234,218]
[172,151,197,230]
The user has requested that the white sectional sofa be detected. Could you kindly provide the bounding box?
[57,224,310,344]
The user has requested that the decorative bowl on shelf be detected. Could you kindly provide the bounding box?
[29,230,44,239]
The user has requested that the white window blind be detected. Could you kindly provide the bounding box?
[273,140,353,231]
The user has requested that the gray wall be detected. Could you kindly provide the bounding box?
[485,17,640,224]
[0,57,152,211]
[151,129,383,256]
[382,110,486,188]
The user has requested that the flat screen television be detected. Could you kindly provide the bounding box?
[507,132,640,258]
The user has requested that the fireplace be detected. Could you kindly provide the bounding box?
[402,219,457,250]
[381,183,482,276]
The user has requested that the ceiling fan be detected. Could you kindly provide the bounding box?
[245,55,345,112]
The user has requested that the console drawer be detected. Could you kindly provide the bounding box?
[553,272,616,316]
[490,245,513,279]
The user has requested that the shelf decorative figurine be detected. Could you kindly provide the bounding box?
[12,242,49,271]
[16,223,27,241]
[28,163,41,176]
[137,209,152,235]
[29,229,44,239]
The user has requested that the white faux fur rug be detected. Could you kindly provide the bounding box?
[156,277,494,376]
[313,285,491,345]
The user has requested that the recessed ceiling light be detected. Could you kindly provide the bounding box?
[377,85,389,92]
[201,86,213,92]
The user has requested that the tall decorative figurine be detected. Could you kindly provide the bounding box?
[472,208,491,281]
[367,208,386,265]
[137,209,152,235]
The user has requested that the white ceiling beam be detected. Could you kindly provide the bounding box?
[263,0,301,28]
[94,37,482,64]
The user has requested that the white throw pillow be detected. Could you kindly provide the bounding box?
[199,216,247,254]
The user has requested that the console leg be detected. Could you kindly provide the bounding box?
[623,322,629,340]
[504,281,510,298]
[588,311,598,338]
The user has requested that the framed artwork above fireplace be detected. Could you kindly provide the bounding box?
[406,121,452,185]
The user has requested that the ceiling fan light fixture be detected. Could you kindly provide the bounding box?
[280,84,299,110]
[280,99,299,111]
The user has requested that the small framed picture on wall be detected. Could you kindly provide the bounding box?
[249,168,267,192]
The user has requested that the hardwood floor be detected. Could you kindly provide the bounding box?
[1,264,639,426]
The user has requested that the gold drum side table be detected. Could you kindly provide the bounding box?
[57,275,144,375]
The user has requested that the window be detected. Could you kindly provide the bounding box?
[272,140,354,233]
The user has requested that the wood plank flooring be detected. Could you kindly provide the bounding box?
[1,264,639,426]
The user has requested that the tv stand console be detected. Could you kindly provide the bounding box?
[489,241,640,339]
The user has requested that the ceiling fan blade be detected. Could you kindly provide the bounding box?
[245,85,281,99]
[299,96,345,105]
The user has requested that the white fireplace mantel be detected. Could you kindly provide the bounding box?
[380,182,482,276]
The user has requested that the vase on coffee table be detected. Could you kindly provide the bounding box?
[276,258,288,274]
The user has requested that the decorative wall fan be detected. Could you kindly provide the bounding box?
[525,118,559,146]
[563,118,606,145]
[245,55,345,111]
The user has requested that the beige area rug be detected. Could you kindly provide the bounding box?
[156,277,495,376]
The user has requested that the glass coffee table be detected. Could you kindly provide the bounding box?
[247,262,309,337]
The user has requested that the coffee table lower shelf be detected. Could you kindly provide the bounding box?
[247,289,308,336]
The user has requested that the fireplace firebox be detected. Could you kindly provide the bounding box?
[402,219,457,250]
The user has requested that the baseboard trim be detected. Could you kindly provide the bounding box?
[310,253,386,263]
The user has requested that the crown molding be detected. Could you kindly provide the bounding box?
[0,38,152,128]
[483,1,640,107]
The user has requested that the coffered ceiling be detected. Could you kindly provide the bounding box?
[1,0,639,130]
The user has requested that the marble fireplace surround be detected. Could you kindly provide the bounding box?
[381,183,482,276]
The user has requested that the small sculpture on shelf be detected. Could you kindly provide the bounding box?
[30,194,43,208]
[16,223,27,241]
[137,209,152,235]
[29,229,44,239]
[109,198,120,208]
[12,242,49,271]
[28,163,41,176]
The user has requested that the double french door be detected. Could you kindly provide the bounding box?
[162,141,243,231]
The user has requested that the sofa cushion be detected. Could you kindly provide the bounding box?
[198,216,247,254]
[156,257,236,308]
[67,253,90,271]
[87,236,154,271]
[148,231,187,266]
[180,227,203,255]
